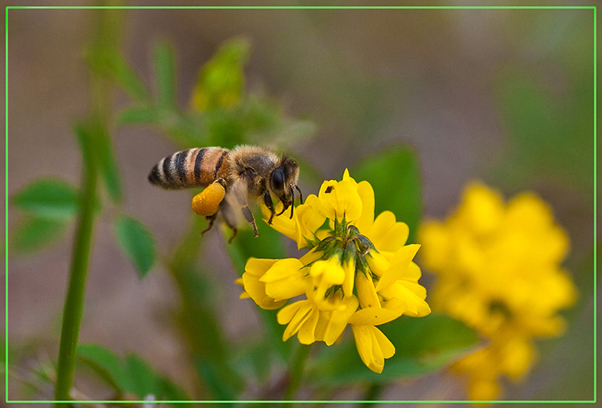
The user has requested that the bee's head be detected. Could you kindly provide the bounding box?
[269,155,302,218]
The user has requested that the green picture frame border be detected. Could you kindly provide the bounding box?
[4,4,597,405]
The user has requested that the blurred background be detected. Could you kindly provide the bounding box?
[5,1,596,405]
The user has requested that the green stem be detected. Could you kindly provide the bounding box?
[53,6,122,404]
[54,144,98,405]
[282,344,311,404]
[358,383,383,408]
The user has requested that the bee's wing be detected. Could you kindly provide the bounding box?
[221,178,249,228]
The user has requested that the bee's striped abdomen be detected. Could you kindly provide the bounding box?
[148,147,230,190]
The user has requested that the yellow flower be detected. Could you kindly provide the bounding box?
[262,194,326,249]
[238,258,287,310]
[239,170,431,373]
[419,181,577,401]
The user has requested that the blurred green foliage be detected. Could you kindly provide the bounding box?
[494,66,593,193]
[113,215,157,278]
[492,18,594,196]
[352,146,422,244]
[191,37,250,112]
[10,178,87,253]
[11,178,83,221]
[308,313,478,385]
[227,222,293,364]
[77,343,190,402]
[11,218,68,254]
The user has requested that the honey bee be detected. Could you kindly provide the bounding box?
[148,145,302,241]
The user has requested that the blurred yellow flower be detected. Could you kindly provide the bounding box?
[238,170,431,373]
[419,181,577,401]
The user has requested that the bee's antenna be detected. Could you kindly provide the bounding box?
[295,185,303,204]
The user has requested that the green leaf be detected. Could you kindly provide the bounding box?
[78,344,191,402]
[10,217,68,253]
[124,354,159,398]
[117,106,159,126]
[85,47,150,104]
[156,376,191,402]
[77,343,129,393]
[352,146,422,243]
[11,178,81,220]
[191,36,250,112]
[154,42,177,109]
[114,215,157,278]
[308,313,479,386]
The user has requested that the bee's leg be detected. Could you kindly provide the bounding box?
[263,190,276,225]
[219,199,241,243]
[201,213,217,235]
[241,206,259,237]
[228,228,238,244]
[232,185,259,237]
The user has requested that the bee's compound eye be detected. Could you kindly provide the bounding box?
[271,167,285,192]
[192,182,226,216]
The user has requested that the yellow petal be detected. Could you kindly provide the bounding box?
[354,181,375,232]
[366,211,409,253]
[348,299,403,326]
[309,259,346,285]
[468,376,501,402]
[372,326,395,359]
[365,251,390,277]
[397,280,427,300]
[417,221,450,271]
[375,244,420,292]
[242,258,286,309]
[263,203,298,242]
[342,168,355,183]
[458,181,504,236]
[277,300,303,324]
[279,300,314,341]
[242,272,287,310]
[402,261,423,282]
[297,308,320,345]
[342,245,356,297]
[319,295,359,345]
[318,177,363,222]
[382,285,431,317]
[500,338,535,379]
[260,258,306,301]
[245,258,278,276]
[295,195,327,248]
[351,325,383,373]
[351,325,390,373]
[355,271,380,309]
